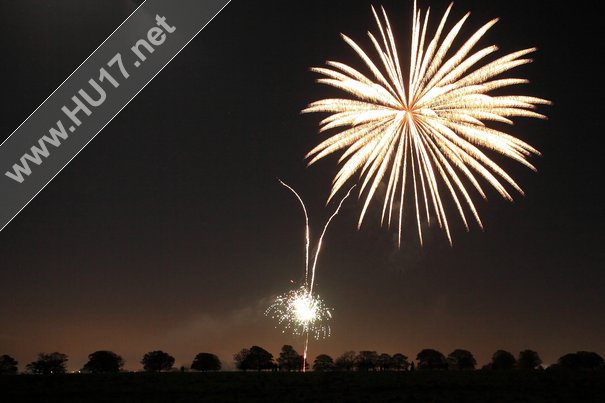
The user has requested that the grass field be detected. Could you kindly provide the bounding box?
[2,370,605,402]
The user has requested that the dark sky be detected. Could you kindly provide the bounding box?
[0,0,602,371]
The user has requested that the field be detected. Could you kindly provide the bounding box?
[2,370,605,402]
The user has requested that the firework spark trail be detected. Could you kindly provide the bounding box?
[309,184,355,293]
[303,1,550,246]
[303,332,309,373]
[267,180,354,371]
[278,180,354,293]
[278,180,310,284]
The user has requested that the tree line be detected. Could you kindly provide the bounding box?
[1,347,604,375]
[232,347,605,372]
[0,351,219,375]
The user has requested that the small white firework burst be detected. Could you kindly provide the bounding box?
[265,286,332,340]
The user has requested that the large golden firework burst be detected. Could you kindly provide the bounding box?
[303,2,550,246]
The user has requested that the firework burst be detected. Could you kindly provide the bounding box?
[265,286,333,340]
[303,1,550,246]
[265,181,353,370]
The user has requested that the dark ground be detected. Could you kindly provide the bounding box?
[2,370,605,403]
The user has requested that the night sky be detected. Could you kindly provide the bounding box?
[0,0,602,371]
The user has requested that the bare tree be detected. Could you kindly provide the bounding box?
[391,353,409,371]
[0,355,18,375]
[491,350,516,370]
[191,353,221,371]
[234,348,250,371]
[313,354,335,372]
[517,350,542,370]
[557,352,604,370]
[356,351,379,371]
[26,352,68,375]
[141,351,175,372]
[335,351,356,371]
[236,346,274,371]
[377,353,392,371]
[277,345,303,372]
[447,349,476,370]
[82,351,124,373]
[416,349,447,370]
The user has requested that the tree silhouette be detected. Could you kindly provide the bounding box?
[517,350,542,370]
[26,352,68,375]
[491,350,516,370]
[356,351,379,371]
[391,353,409,371]
[238,346,274,371]
[277,345,304,372]
[313,354,335,372]
[191,353,221,371]
[234,348,250,371]
[377,353,392,371]
[447,349,476,370]
[141,351,175,372]
[416,349,447,370]
[557,351,604,370]
[0,355,18,375]
[334,351,356,371]
[82,351,124,373]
